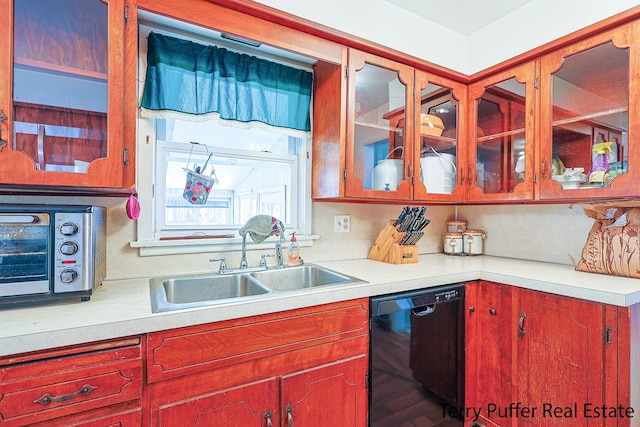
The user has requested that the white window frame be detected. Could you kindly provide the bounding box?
[155,140,300,235]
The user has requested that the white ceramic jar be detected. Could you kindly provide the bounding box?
[462,229,485,255]
[443,232,463,254]
[446,220,467,233]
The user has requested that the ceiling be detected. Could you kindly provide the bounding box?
[384,0,535,35]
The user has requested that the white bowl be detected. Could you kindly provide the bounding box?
[560,181,580,190]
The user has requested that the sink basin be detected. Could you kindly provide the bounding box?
[149,264,366,312]
[249,265,356,292]
[150,273,269,312]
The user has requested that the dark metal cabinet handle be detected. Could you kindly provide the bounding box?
[489,308,496,315]
[541,157,549,179]
[33,384,97,406]
[285,404,293,427]
[519,312,526,337]
[469,306,476,313]
[264,409,273,427]
[0,109,7,150]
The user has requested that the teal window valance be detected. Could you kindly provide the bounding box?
[140,32,312,133]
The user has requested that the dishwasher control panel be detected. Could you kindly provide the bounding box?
[433,288,461,302]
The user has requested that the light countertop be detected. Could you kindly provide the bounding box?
[2,254,640,357]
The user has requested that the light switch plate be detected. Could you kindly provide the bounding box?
[334,214,351,233]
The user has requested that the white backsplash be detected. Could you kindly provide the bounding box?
[103,200,594,280]
[456,204,593,265]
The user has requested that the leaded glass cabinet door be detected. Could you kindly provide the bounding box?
[413,70,467,202]
[345,49,414,201]
[538,21,639,200]
[0,0,127,188]
[467,62,536,202]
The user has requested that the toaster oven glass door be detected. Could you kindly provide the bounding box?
[0,214,51,296]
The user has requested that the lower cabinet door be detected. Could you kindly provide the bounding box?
[281,355,368,427]
[516,289,606,427]
[156,379,277,426]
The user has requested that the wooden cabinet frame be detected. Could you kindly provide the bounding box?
[537,20,640,201]
[0,0,133,190]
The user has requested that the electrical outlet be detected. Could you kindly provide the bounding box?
[334,214,351,233]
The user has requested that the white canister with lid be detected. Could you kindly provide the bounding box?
[446,219,467,233]
[443,232,463,254]
[463,229,486,255]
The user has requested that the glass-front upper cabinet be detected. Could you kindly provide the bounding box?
[538,22,639,200]
[345,49,414,200]
[0,0,128,188]
[467,62,536,202]
[413,70,466,201]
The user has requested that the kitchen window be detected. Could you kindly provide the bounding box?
[133,15,315,256]
[154,121,303,233]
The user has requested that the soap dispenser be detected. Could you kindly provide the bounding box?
[288,233,301,266]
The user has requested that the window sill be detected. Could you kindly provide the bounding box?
[130,234,319,257]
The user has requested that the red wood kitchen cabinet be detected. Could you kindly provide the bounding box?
[343,49,415,201]
[146,299,370,426]
[313,47,415,202]
[0,0,134,190]
[394,69,468,203]
[466,281,632,427]
[313,47,469,204]
[514,288,617,427]
[0,337,144,427]
[537,19,640,201]
[465,280,517,427]
[466,62,537,203]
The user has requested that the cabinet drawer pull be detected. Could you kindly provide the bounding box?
[33,384,97,406]
[489,308,496,315]
[519,311,526,337]
[468,306,476,313]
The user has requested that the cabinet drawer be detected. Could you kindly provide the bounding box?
[29,404,142,427]
[0,339,143,426]
[147,298,369,383]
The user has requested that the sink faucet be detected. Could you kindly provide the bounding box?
[238,215,285,269]
[274,220,286,269]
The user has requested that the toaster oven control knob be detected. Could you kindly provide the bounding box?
[60,222,79,236]
[60,269,78,283]
[60,241,79,256]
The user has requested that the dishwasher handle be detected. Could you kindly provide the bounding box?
[412,304,436,316]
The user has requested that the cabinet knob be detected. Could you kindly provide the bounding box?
[468,306,476,313]
[489,308,497,315]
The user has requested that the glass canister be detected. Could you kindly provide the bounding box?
[443,232,463,255]
[463,229,485,255]
[446,220,467,233]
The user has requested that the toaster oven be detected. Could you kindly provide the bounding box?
[0,205,106,308]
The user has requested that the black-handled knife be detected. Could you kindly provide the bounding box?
[399,211,415,232]
[416,218,431,231]
[393,206,410,227]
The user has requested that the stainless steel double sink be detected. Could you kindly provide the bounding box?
[150,264,366,312]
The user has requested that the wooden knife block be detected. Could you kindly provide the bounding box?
[368,220,418,264]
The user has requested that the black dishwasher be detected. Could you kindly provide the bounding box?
[369,284,465,426]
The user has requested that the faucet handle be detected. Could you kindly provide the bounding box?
[209,257,227,273]
[260,254,275,267]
